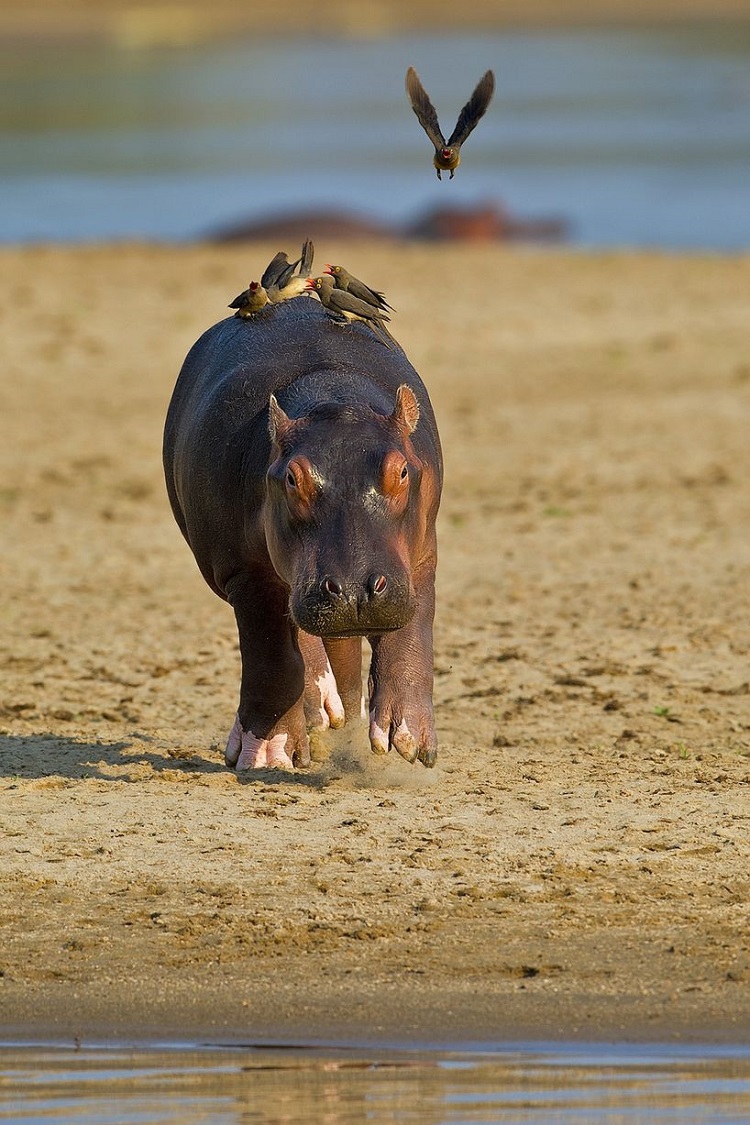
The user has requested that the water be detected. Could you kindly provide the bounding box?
[3,27,750,247]
[2,1042,750,1123]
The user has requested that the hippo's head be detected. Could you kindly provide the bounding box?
[263,385,423,638]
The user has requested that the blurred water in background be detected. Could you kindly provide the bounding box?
[2,1041,750,1124]
[2,26,750,247]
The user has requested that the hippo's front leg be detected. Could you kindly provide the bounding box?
[224,572,308,770]
[297,630,346,732]
[323,637,364,722]
[367,560,437,767]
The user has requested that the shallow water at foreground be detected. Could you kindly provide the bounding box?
[1,1043,750,1124]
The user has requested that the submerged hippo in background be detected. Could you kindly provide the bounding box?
[209,201,568,245]
[163,299,443,770]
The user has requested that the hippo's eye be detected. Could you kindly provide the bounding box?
[400,464,408,481]
[286,468,297,489]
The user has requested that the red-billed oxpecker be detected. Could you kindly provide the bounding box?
[262,238,315,303]
[228,280,268,318]
[307,274,396,349]
[324,264,393,313]
[406,66,495,180]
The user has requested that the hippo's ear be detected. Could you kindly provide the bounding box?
[392,384,420,434]
[268,394,293,446]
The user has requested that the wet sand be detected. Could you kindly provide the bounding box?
[1,243,749,1046]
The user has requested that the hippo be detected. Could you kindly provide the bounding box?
[163,298,443,770]
[209,201,567,245]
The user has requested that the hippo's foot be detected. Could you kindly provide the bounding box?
[305,662,346,731]
[224,713,309,771]
[298,631,346,732]
[368,692,437,767]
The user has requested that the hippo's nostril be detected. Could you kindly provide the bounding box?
[369,574,388,598]
[321,576,344,599]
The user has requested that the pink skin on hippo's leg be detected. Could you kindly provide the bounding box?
[367,561,437,766]
[225,714,294,770]
[297,630,345,731]
[224,570,310,771]
[322,636,364,723]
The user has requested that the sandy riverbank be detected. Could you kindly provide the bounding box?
[4,0,750,47]
[1,242,749,1045]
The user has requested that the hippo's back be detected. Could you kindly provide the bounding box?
[163,299,441,593]
[164,298,439,467]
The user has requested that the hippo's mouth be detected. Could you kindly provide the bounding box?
[290,580,416,639]
[322,625,400,639]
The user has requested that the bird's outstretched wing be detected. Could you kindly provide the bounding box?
[298,238,314,278]
[447,70,495,147]
[276,258,301,290]
[406,67,445,149]
[261,251,291,289]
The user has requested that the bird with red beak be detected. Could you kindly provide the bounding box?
[306,275,396,349]
[406,66,495,180]
[228,280,268,318]
[324,264,393,312]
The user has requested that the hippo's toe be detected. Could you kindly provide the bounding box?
[367,700,437,767]
[392,718,419,763]
[305,664,345,732]
[299,633,346,732]
[224,714,243,766]
[224,713,299,771]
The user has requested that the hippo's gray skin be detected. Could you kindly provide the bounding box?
[163,299,442,769]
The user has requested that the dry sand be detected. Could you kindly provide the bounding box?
[1,243,749,1046]
[5,0,750,47]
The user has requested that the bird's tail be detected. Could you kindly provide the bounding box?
[369,318,398,350]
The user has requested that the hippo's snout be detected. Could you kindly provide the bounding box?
[291,571,416,637]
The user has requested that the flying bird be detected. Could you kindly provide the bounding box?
[405,66,495,180]
[324,264,393,312]
[228,280,268,318]
[307,275,395,349]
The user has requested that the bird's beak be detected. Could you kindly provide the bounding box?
[304,278,315,290]
[323,264,333,274]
